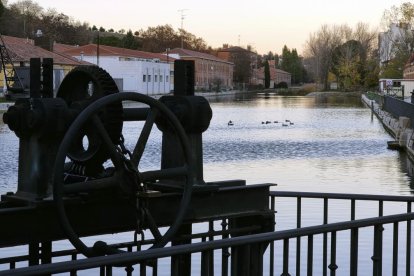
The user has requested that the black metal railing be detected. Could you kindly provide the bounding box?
[0,191,413,276]
[270,191,414,276]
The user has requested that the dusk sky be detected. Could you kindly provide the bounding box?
[7,0,408,54]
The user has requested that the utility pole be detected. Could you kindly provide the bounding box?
[178,9,188,49]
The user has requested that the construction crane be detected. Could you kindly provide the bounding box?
[0,33,25,99]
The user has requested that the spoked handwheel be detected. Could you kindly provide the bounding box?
[53,92,195,257]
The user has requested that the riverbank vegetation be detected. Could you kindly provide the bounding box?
[303,23,378,92]
[303,2,414,92]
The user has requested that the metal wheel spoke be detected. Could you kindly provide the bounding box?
[91,115,123,168]
[140,166,188,182]
[131,108,158,166]
[144,209,162,241]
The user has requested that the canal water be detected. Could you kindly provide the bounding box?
[0,92,413,275]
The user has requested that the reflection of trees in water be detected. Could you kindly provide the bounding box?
[314,94,363,107]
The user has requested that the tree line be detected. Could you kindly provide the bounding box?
[304,2,414,91]
[4,0,410,92]
[0,0,210,53]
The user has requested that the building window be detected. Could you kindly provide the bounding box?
[155,75,158,82]
[166,76,169,82]
[148,75,151,82]
[143,75,146,82]
[160,75,163,82]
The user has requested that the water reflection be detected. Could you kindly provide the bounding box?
[0,93,414,197]
[202,92,414,196]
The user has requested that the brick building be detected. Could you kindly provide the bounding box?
[216,45,258,85]
[254,66,291,88]
[168,48,233,91]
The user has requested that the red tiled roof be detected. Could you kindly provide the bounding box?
[61,44,174,62]
[53,42,78,53]
[1,35,88,66]
[168,48,233,64]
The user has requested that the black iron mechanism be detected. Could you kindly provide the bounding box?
[1,59,274,275]
[54,92,197,257]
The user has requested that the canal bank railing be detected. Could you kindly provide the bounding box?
[1,191,414,276]
[363,93,414,161]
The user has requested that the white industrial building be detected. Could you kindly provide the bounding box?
[60,44,173,95]
[379,78,414,100]
[379,23,413,66]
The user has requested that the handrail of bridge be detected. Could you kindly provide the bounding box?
[1,211,413,275]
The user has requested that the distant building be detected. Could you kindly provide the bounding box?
[0,35,87,94]
[379,78,414,97]
[60,44,174,95]
[254,65,291,88]
[216,45,258,85]
[168,48,233,91]
[379,23,413,66]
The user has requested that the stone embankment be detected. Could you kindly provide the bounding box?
[362,94,414,158]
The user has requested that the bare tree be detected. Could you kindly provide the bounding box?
[305,23,377,90]
[9,0,43,36]
[305,24,343,90]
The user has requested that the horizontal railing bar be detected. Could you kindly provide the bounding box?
[4,212,414,276]
[0,224,260,266]
[271,191,414,202]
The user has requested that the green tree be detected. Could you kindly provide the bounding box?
[305,23,376,90]
[95,35,121,47]
[380,49,410,78]
[364,50,380,88]
[264,60,270,88]
[281,45,306,84]
[121,29,140,49]
[332,40,364,90]
[140,25,180,52]
[231,48,252,85]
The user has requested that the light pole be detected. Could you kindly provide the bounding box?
[178,9,188,49]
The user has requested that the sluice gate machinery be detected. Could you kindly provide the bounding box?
[0,59,274,275]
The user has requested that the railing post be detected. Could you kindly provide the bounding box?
[407,203,412,276]
[281,238,290,276]
[372,224,384,276]
[307,235,313,276]
[270,196,276,276]
[323,198,328,276]
[392,222,399,276]
[221,219,230,276]
[296,197,302,276]
[201,221,215,276]
[171,224,192,276]
[328,231,338,276]
[350,228,358,276]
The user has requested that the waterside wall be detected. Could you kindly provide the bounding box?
[362,94,414,160]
